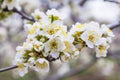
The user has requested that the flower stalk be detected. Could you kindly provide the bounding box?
[3,8,35,22]
[0,65,18,72]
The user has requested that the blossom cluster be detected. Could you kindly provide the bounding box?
[69,22,114,57]
[15,9,114,76]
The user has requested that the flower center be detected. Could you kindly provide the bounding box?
[48,29,55,35]
[88,35,95,42]
[102,34,108,38]
[98,45,106,51]
[34,45,39,50]
[50,41,57,49]
[36,15,41,20]
[36,35,49,43]
[75,31,83,37]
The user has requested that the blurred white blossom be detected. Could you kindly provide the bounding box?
[57,63,70,76]
[1,0,21,10]
[79,0,120,23]
[97,59,115,76]
[95,38,110,57]
[20,0,41,13]
[0,27,7,42]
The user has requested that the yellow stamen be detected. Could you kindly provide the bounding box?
[88,35,94,42]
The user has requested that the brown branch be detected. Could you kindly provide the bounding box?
[0,65,18,72]
[45,55,59,62]
[109,21,120,29]
[0,56,58,73]
[3,8,35,22]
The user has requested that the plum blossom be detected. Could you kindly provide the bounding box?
[14,9,114,76]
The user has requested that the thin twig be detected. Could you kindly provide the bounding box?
[104,0,120,4]
[109,21,120,29]
[0,65,18,72]
[3,8,35,22]
[0,56,57,73]
[13,9,35,22]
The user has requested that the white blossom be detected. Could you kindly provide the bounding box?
[32,9,50,25]
[33,41,44,52]
[28,22,41,35]
[95,38,109,57]
[35,58,49,72]
[81,22,102,48]
[28,57,36,68]
[26,34,37,44]
[46,9,64,20]
[71,50,80,59]
[1,0,21,10]
[101,24,114,43]
[60,52,70,63]
[45,36,66,58]
[0,27,7,42]
[23,42,33,51]
[17,62,28,77]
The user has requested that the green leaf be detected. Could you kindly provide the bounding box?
[51,15,54,23]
